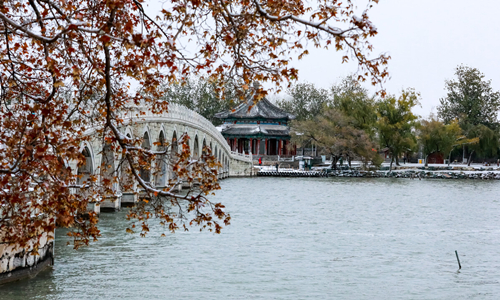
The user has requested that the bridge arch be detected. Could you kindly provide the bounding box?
[120,132,136,204]
[78,103,253,210]
[77,143,94,185]
[202,138,207,157]
[171,130,178,153]
[193,135,200,160]
[100,142,116,189]
[124,127,134,139]
[155,130,167,187]
[139,131,151,183]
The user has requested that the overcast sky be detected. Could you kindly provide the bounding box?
[291,0,500,118]
[145,1,500,118]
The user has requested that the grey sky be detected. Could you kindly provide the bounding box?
[291,0,500,118]
[144,1,499,118]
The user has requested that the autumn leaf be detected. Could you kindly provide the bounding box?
[53,81,65,88]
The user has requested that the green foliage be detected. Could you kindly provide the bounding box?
[161,77,237,126]
[419,119,460,156]
[438,65,500,129]
[276,83,330,121]
[376,89,420,165]
[418,118,477,165]
[467,124,499,159]
[291,108,380,169]
[437,66,500,163]
[330,75,377,137]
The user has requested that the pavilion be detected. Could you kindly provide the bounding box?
[215,95,296,156]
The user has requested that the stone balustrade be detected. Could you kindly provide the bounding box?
[127,103,252,163]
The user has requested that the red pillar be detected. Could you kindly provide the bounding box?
[264,139,268,155]
[278,140,282,155]
[235,138,239,153]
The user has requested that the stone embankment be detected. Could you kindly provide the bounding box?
[257,170,328,177]
[0,232,54,285]
[257,165,500,180]
[327,166,500,180]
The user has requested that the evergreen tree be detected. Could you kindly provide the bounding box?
[438,65,500,129]
[438,66,500,163]
[276,83,330,121]
[162,78,237,126]
[330,76,377,137]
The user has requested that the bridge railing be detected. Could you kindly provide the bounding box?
[231,151,252,162]
[127,103,251,163]
[122,103,230,153]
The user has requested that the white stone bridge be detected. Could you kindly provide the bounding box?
[73,103,254,211]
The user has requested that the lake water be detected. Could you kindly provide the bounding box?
[2,177,500,299]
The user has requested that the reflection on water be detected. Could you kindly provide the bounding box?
[2,178,500,299]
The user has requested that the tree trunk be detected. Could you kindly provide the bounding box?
[467,150,474,166]
[425,154,429,167]
[331,156,338,170]
[395,156,400,166]
[348,156,352,169]
[448,151,452,166]
[389,156,394,172]
[462,145,465,163]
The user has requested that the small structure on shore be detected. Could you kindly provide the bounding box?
[215,83,296,156]
[427,151,445,164]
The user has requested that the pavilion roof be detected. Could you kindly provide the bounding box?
[215,97,295,121]
[220,124,290,138]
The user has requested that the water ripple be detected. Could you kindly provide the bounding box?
[2,177,500,299]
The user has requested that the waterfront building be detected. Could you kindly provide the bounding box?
[215,94,296,156]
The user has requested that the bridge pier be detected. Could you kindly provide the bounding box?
[100,195,122,212]
[120,192,137,208]
[88,201,100,215]
[182,181,192,189]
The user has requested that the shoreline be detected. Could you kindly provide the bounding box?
[256,165,500,180]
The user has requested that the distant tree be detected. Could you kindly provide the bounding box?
[438,65,500,129]
[466,124,499,165]
[197,81,240,126]
[376,89,420,170]
[276,83,330,121]
[163,78,237,126]
[162,78,197,109]
[330,76,377,137]
[419,118,478,166]
[291,108,382,170]
[437,66,500,164]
